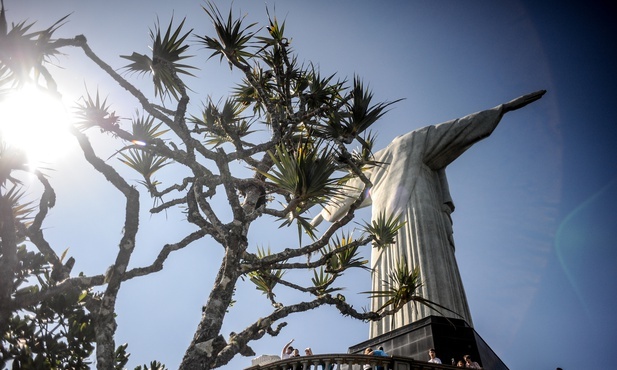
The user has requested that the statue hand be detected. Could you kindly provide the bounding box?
[502,90,546,113]
[310,214,324,227]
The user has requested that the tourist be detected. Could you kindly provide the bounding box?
[281,339,294,359]
[305,348,314,356]
[464,355,481,369]
[291,348,300,357]
[363,347,373,370]
[373,347,388,357]
[372,346,388,370]
[457,360,465,367]
[427,348,441,364]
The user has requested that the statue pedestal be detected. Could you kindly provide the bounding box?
[348,316,508,369]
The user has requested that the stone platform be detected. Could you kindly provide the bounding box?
[348,316,508,369]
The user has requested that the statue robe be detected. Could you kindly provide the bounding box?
[317,104,508,338]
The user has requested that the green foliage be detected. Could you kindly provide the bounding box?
[346,78,401,141]
[197,3,257,68]
[0,4,68,90]
[300,68,344,114]
[1,247,96,370]
[311,267,337,296]
[116,113,171,187]
[260,140,344,242]
[262,141,340,205]
[322,232,369,273]
[2,184,35,228]
[118,148,170,187]
[361,211,405,248]
[190,98,255,147]
[74,89,120,133]
[311,232,369,296]
[114,343,130,370]
[314,77,401,144]
[247,247,285,301]
[351,132,380,170]
[121,17,195,101]
[364,258,459,318]
[366,258,423,312]
[130,112,170,144]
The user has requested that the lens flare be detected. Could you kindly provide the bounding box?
[0,85,74,169]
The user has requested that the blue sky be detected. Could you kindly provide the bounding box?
[3,1,616,369]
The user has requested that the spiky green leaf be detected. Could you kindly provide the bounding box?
[198,3,257,68]
[121,17,195,101]
[247,246,286,300]
[361,211,405,248]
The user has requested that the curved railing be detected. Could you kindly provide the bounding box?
[244,354,458,370]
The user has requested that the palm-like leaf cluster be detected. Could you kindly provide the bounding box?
[118,149,169,188]
[310,268,339,297]
[247,247,285,301]
[367,258,423,312]
[311,232,369,296]
[118,114,171,188]
[365,258,460,319]
[130,112,169,145]
[323,233,369,273]
[190,98,254,147]
[0,4,68,91]
[316,77,402,144]
[2,184,35,228]
[262,141,340,205]
[74,90,120,133]
[362,211,405,248]
[198,3,257,69]
[121,17,195,101]
[260,140,343,240]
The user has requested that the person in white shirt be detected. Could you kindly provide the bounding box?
[281,339,294,359]
[428,348,442,364]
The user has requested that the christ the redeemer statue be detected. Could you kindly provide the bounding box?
[313,90,545,338]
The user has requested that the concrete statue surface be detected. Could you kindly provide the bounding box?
[313,90,546,338]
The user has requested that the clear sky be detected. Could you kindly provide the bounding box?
[2,1,616,369]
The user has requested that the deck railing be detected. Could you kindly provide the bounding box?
[245,354,459,370]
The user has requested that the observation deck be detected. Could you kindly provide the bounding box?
[245,316,508,370]
[245,353,461,370]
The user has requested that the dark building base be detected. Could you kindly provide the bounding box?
[348,316,508,369]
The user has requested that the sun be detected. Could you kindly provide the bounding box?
[0,84,75,169]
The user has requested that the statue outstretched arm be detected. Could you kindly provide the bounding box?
[424,90,546,169]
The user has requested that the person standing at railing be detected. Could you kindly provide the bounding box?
[372,347,388,370]
[373,347,388,357]
[363,348,374,370]
[427,348,442,364]
[463,355,482,369]
[281,339,295,359]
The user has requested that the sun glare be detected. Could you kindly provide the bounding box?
[0,85,74,169]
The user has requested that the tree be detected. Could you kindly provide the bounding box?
[0,2,444,369]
